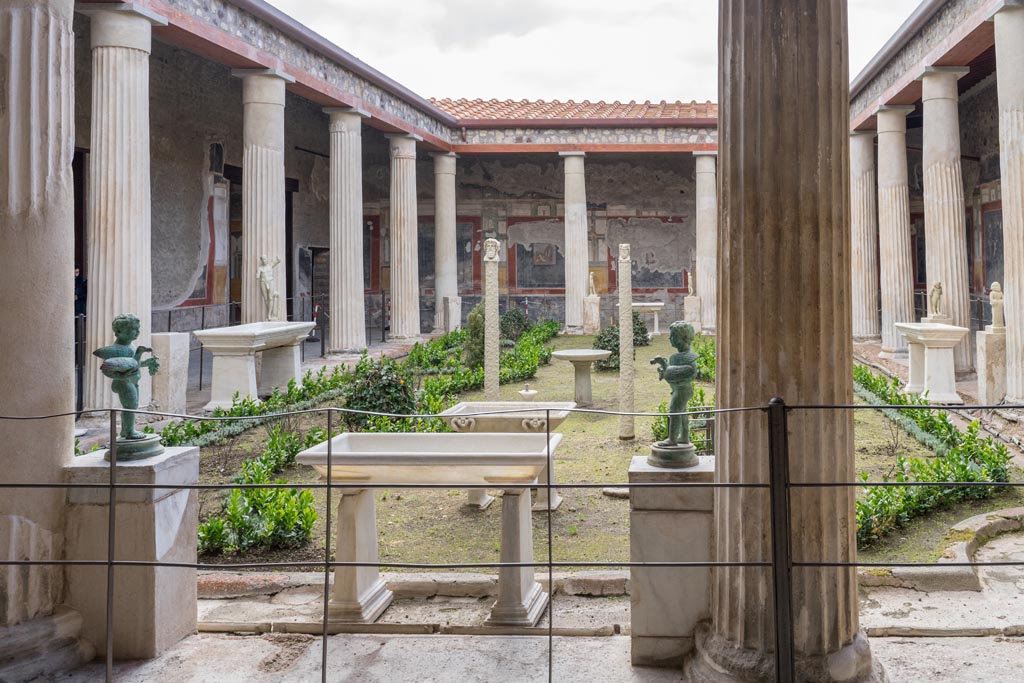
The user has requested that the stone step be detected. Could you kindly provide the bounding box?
[0,607,95,682]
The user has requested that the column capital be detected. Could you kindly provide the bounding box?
[431,152,458,175]
[324,106,371,119]
[874,104,916,115]
[384,132,424,142]
[80,3,167,52]
[850,130,876,138]
[429,151,459,159]
[558,151,586,158]
[231,68,296,84]
[76,3,167,25]
[692,151,718,157]
[916,65,970,82]
[988,0,1024,20]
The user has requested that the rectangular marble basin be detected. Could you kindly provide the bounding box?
[297,432,563,485]
[440,401,576,433]
[192,320,315,352]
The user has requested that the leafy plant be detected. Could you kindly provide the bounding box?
[343,353,415,428]
[462,303,486,369]
[593,312,649,371]
[500,307,530,342]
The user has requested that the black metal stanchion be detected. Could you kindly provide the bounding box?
[767,398,795,683]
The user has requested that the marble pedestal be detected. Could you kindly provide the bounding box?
[63,447,199,660]
[895,322,970,404]
[444,296,463,332]
[582,295,601,335]
[977,326,1007,406]
[629,456,714,667]
[552,349,612,407]
[150,332,189,415]
[683,296,701,331]
[329,489,394,623]
[484,488,549,627]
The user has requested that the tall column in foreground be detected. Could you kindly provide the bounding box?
[326,108,368,352]
[0,0,75,625]
[921,66,973,372]
[433,152,459,331]
[235,69,293,324]
[995,3,1024,403]
[387,134,422,339]
[851,132,881,341]
[83,5,166,409]
[694,152,718,333]
[560,152,588,332]
[876,105,917,357]
[690,1,885,681]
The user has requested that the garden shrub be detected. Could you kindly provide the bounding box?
[693,333,716,382]
[500,307,530,342]
[593,312,650,371]
[343,353,415,427]
[462,303,486,369]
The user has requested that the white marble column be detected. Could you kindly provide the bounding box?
[484,239,500,400]
[325,108,368,352]
[432,153,459,332]
[234,69,293,324]
[560,152,588,332]
[876,105,918,357]
[619,244,635,440]
[921,66,973,372]
[995,3,1024,403]
[694,152,718,333]
[851,132,881,341]
[82,5,166,410]
[690,1,884,680]
[386,134,422,340]
[0,0,75,626]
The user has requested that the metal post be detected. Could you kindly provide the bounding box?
[105,409,118,683]
[767,398,795,683]
[321,408,333,681]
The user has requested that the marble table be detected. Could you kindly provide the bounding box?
[619,301,666,335]
[298,432,562,627]
[894,322,970,404]
[552,349,612,407]
[192,321,315,411]
[441,401,577,511]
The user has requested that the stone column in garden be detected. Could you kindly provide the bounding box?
[433,152,460,332]
[484,238,500,401]
[850,132,881,341]
[560,151,588,333]
[619,244,635,440]
[386,134,422,340]
[82,4,166,409]
[876,105,917,357]
[690,1,886,680]
[694,152,718,333]
[326,107,368,353]
[921,66,973,372]
[235,69,293,324]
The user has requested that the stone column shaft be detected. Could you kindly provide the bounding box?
[433,153,459,331]
[921,66,973,371]
[83,6,165,409]
[0,0,75,625]
[694,1,883,680]
[387,134,421,339]
[484,239,500,401]
[851,133,881,340]
[995,4,1024,402]
[876,106,917,357]
[236,69,292,324]
[694,153,718,333]
[326,108,367,352]
[561,152,588,331]
[618,245,635,440]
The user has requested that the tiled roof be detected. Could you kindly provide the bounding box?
[430,98,718,122]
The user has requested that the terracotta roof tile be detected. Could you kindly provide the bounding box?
[430,98,718,122]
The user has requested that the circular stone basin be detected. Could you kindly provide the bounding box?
[552,349,612,363]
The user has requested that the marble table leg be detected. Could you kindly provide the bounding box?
[905,341,925,395]
[652,311,660,335]
[571,361,595,407]
[204,351,258,412]
[485,488,548,626]
[258,343,302,396]
[328,489,393,623]
[923,347,963,404]
[532,459,563,511]
[467,488,496,510]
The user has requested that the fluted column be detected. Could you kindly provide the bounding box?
[851,133,881,340]
[326,108,368,352]
[921,66,973,372]
[560,152,588,332]
[876,105,917,357]
[387,134,422,339]
[83,5,166,409]
[691,1,884,681]
[235,69,293,324]
[995,3,1024,403]
[694,152,718,333]
[433,153,459,331]
[0,0,75,625]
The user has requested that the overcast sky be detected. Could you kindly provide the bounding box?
[267,0,923,103]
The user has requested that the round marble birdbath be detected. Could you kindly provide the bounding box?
[551,349,612,407]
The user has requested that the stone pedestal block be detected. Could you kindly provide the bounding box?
[257,344,302,396]
[977,328,1007,406]
[444,296,463,332]
[583,295,601,335]
[150,332,189,415]
[63,447,199,660]
[896,322,969,404]
[684,296,702,330]
[485,489,548,627]
[329,489,393,623]
[629,456,714,667]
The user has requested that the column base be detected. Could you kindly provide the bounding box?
[484,581,548,627]
[327,578,393,623]
[466,489,496,510]
[684,625,888,683]
[853,335,881,343]
[877,347,907,360]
